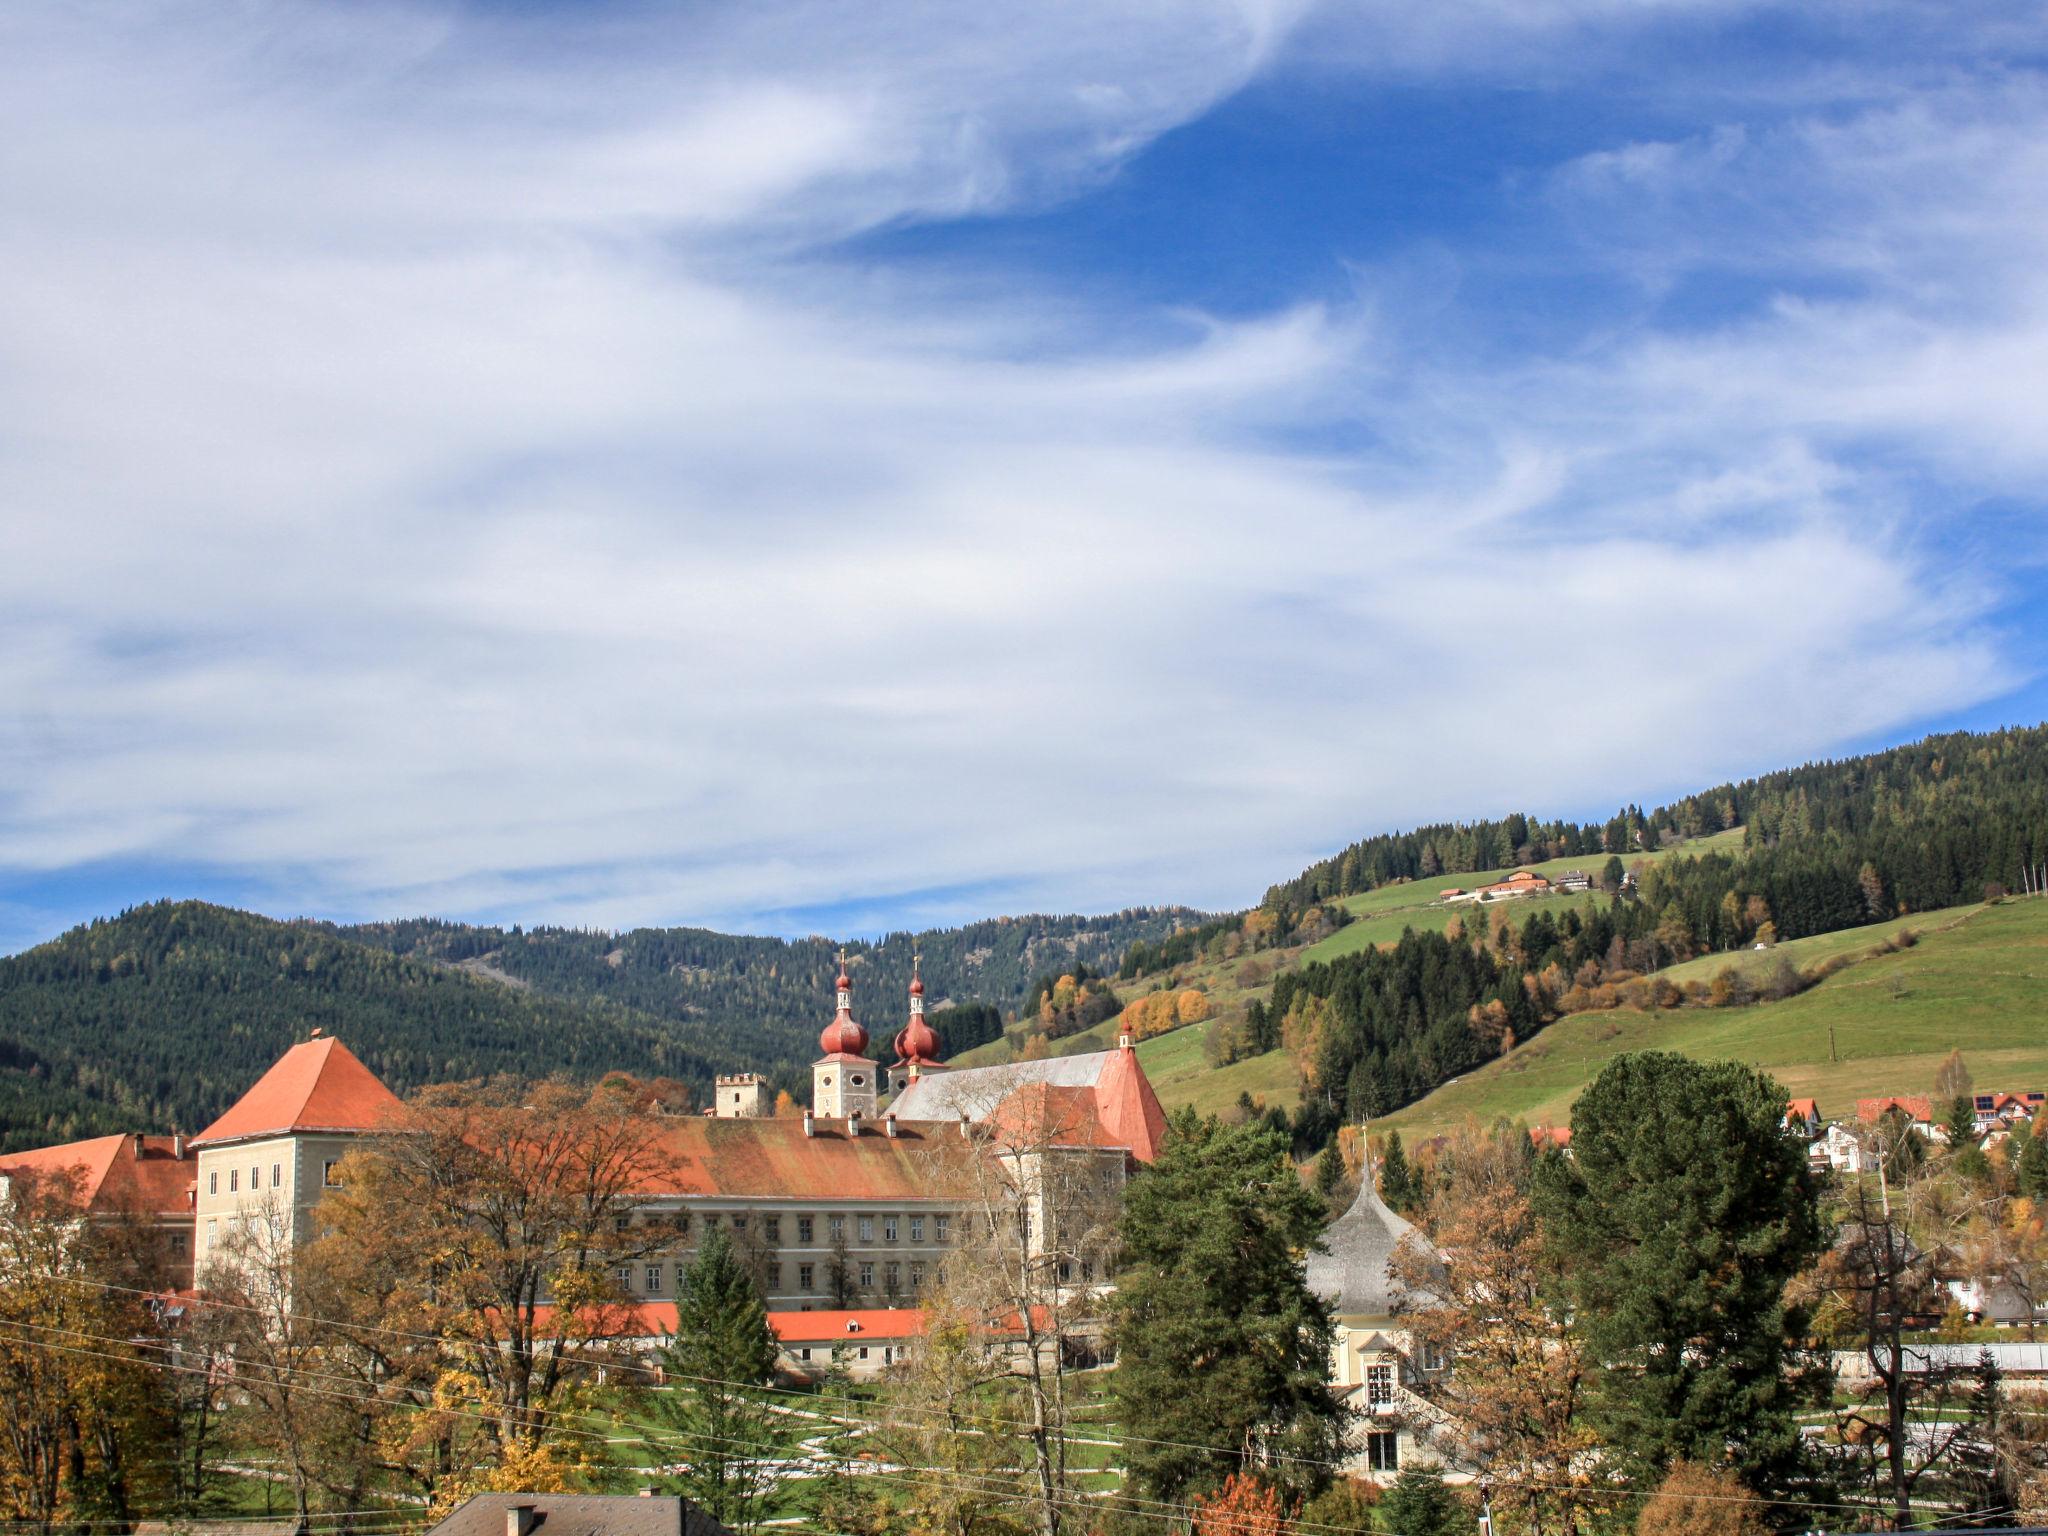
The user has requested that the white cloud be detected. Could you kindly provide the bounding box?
[0,0,2037,948]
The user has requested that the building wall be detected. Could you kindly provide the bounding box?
[194,1133,359,1274]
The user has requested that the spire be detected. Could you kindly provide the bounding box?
[892,951,942,1067]
[819,948,869,1058]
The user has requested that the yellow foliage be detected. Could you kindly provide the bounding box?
[1176,989,1212,1026]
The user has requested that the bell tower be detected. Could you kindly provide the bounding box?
[813,953,878,1122]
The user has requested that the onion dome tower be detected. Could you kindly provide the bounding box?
[888,954,946,1096]
[813,952,878,1122]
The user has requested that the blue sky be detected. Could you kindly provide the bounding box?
[2,0,2044,955]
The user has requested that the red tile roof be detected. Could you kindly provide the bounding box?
[1857,1096,1933,1124]
[632,1117,978,1201]
[193,1036,404,1146]
[0,1134,195,1217]
[1529,1126,1572,1150]
[1787,1099,1820,1120]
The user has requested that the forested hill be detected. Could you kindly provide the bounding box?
[0,901,760,1152]
[0,902,1195,1151]
[1265,724,2048,912]
[327,908,1195,1060]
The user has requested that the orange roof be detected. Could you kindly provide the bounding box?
[1787,1099,1819,1119]
[1092,1043,1167,1162]
[1856,1096,1932,1124]
[1528,1125,1572,1149]
[193,1036,404,1146]
[0,1134,194,1217]
[633,1117,977,1201]
[770,1309,928,1343]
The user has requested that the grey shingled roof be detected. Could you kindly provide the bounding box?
[1305,1177,1424,1320]
[429,1494,729,1536]
[889,1051,1113,1121]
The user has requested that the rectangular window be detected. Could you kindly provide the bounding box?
[171,1231,189,1253]
[250,1165,259,1190]
[885,1262,900,1293]
[934,1215,950,1243]
[646,1265,663,1292]
[616,1265,632,1287]
[765,1216,781,1243]
[883,1217,898,1243]
[678,1212,691,1235]
[828,1215,845,1242]
[800,1348,812,1362]
[909,1216,924,1243]
[208,1171,218,1195]
[322,1161,342,1189]
[858,1346,870,1360]
[1420,1342,1446,1373]
[767,1263,781,1290]
[798,1216,814,1244]
[799,1263,815,1290]
[858,1261,874,1289]
[1366,1432,1399,1472]
[229,1169,238,1193]
[910,1262,925,1289]
[615,1214,632,1232]
[858,1216,875,1243]
[205,1217,218,1246]
[731,1214,747,1233]
[272,1163,282,1188]
[1367,1363,1395,1407]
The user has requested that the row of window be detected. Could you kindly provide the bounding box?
[643,1211,954,1246]
[622,1257,934,1295]
[206,1160,343,1196]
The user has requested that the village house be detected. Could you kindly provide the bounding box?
[1440,871,1554,904]
[1784,1098,1823,1139]
[1304,1172,1460,1483]
[0,1132,199,1288]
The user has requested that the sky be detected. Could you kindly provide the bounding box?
[3,0,2046,954]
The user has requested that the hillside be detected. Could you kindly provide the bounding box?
[0,901,748,1153]
[1382,896,2048,1141]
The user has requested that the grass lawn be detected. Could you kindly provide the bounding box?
[1385,897,2048,1141]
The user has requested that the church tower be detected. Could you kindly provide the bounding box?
[887,954,947,1097]
[812,955,878,1122]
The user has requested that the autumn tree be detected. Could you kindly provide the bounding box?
[1635,1463,1767,1536]
[1397,1123,1607,1536]
[0,1169,169,1534]
[1191,1471,1292,1536]
[313,1076,682,1497]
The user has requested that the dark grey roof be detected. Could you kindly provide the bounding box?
[1305,1178,1424,1320]
[889,1050,1115,1121]
[430,1494,729,1536]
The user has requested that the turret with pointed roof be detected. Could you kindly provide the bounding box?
[1305,1166,1428,1321]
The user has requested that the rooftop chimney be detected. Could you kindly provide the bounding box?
[132,1133,145,1160]
[802,1109,815,1139]
[848,1109,863,1137]
[884,1114,899,1139]
[172,1132,186,1159]
[505,1505,539,1536]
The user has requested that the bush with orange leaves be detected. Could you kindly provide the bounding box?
[1635,1463,1767,1536]
[1192,1472,1294,1536]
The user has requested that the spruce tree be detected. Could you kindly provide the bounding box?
[649,1227,783,1530]
[1378,1131,1418,1214]
[1534,1052,1823,1493]
[1376,1467,1473,1536]
[1111,1109,1341,1504]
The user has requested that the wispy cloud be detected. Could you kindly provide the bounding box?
[0,0,2038,951]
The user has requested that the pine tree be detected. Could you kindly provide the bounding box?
[649,1227,783,1531]
[1378,1132,1418,1215]
[1376,1467,1472,1536]
[1111,1110,1341,1504]
[1534,1053,1824,1492]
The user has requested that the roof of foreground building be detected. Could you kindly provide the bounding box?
[887,1044,1167,1161]
[1305,1175,1426,1321]
[0,1133,195,1217]
[192,1034,404,1147]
